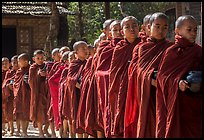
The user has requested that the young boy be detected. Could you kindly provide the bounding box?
[46,47,61,138]
[125,12,173,138]
[62,41,88,138]
[2,55,19,136]
[13,53,31,137]
[28,50,51,138]
[156,15,202,138]
[108,16,141,138]
[48,50,70,138]
[139,14,152,41]
[2,57,10,135]
[95,20,123,138]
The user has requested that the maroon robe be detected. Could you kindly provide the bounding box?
[95,38,122,137]
[76,57,93,134]
[108,37,141,137]
[46,61,61,122]
[48,63,65,129]
[62,59,86,133]
[2,69,16,122]
[28,63,49,126]
[58,64,69,126]
[156,35,202,138]
[13,65,31,120]
[2,70,8,123]
[135,38,173,138]
[84,55,102,137]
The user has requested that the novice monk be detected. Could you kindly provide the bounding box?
[48,50,70,138]
[2,55,19,136]
[13,53,31,137]
[28,50,51,138]
[46,47,61,137]
[128,12,173,138]
[76,44,96,138]
[2,57,10,135]
[156,15,202,138]
[62,41,88,138]
[108,16,141,138]
[139,14,152,42]
[95,20,123,138]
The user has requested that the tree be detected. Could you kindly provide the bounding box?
[44,2,59,60]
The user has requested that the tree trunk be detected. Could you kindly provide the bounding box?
[104,2,110,19]
[44,2,60,60]
[118,2,128,17]
[78,2,84,39]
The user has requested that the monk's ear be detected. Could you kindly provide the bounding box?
[147,23,151,31]
[109,31,112,38]
[32,57,35,62]
[120,30,124,36]
[175,28,180,35]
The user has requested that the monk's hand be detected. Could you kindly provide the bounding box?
[179,80,190,92]
[8,84,13,91]
[151,79,157,87]
[76,82,80,89]
[39,70,46,77]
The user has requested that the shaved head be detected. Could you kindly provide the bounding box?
[149,12,168,25]
[175,15,197,28]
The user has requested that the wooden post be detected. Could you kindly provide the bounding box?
[105,2,110,20]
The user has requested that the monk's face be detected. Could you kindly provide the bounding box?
[110,23,123,39]
[175,19,197,43]
[149,17,168,40]
[52,52,60,62]
[76,44,89,60]
[11,58,19,70]
[18,58,28,68]
[68,53,76,63]
[121,19,139,41]
[2,59,10,71]
[33,54,45,65]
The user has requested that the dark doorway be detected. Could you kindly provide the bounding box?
[2,27,17,60]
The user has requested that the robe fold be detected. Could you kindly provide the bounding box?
[2,69,16,122]
[108,38,141,137]
[28,63,49,126]
[48,63,65,129]
[58,64,69,126]
[13,65,31,120]
[135,38,173,138]
[76,57,93,134]
[2,70,8,123]
[156,35,202,138]
[46,61,61,123]
[84,55,101,137]
[62,59,86,133]
[95,38,122,137]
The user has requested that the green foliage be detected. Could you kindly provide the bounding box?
[66,2,175,45]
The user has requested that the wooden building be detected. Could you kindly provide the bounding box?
[165,2,202,45]
[2,2,74,59]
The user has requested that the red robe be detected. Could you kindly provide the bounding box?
[48,62,65,129]
[76,57,93,134]
[108,38,141,137]
[2,70,8,123]
[156,35,202,138]
[2,69,16,122]
[95,38,122,137]
[28,63,49,126]
[62,59,86,133]
[46,61,61,123]
[13,65,31,120]
[84,55,102,137]
[135,38,173,138]
[58,64,69,126]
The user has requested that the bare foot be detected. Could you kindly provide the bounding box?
[15,131,20,136]
[43,130,51,137]
[39,133,45,138]
[21,132,28,138]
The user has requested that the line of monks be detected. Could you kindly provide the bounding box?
[2,12,202,138]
